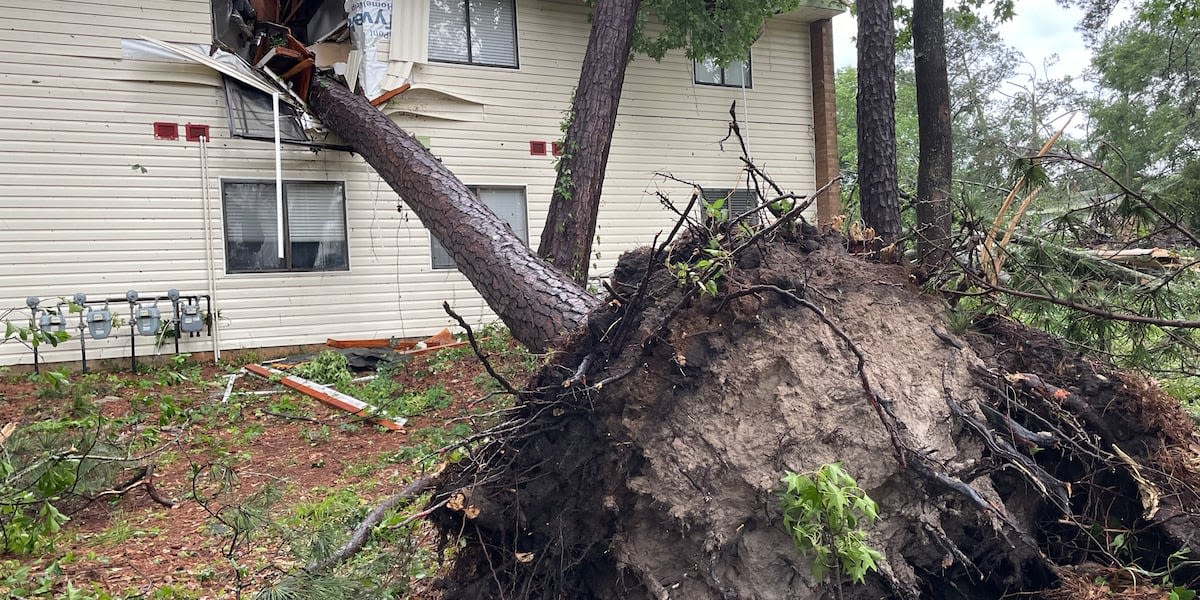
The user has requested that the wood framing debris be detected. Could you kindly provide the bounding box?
[220,370,244,404]
[243,363,405,430]
[325,327,467,354]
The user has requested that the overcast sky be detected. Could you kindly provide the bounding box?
[831,0,1098,83]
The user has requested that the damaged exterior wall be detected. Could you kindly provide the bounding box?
[0,0,837,366]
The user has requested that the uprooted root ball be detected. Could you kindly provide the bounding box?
[430,234,1200,600]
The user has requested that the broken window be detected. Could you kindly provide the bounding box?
[428,0,518,67]
[432,187,527,269]
[223,76,310,141]
[222,180,350,273]
[695,55,753,88]
[208,0,358,143]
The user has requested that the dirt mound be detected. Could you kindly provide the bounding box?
[430,234,1200,599]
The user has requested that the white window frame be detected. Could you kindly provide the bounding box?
[220,179,350,274]
[431,186,528,270]
[694,54,753,89]
[428,0,520,68]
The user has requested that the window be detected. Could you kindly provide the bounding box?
[428,0,519,67]
[222,77,310,142]
[432,187,527,269]
[704,187,760,223]
[694,56,752,88]
[222,180,349,273]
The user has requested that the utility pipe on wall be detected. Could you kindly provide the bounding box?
[200,135,221,363]
[273,92,284,260]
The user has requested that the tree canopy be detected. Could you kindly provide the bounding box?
[629,0,805,63]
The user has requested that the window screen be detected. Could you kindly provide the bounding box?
[222,180,349,273]
[705,187,760,223]
[694,55,753,88]
[428,0,518,67]
[432,187,527,269]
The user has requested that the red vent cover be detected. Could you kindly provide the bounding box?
[153,122,179,140]
[529,141,547,156]
[185,123,210,142]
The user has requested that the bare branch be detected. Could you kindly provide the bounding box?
[305,476,435,574]
[444,301,521,397]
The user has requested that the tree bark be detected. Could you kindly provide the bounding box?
[914,0,953,270]
[537,0,641,283]
[856,0,902,247]
[307,78,601,352]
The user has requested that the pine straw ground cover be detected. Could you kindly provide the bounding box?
[0,333,538,599]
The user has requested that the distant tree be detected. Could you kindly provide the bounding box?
[1088,0,1200,230]
[943,8,1020,188]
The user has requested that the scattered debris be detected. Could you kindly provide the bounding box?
[243,363,404,430]
[326,327,462,351]
[221,370,244,404]
[0,422,15,448]
[1087,247,1191,271]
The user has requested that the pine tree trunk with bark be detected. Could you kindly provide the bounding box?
[307,78,601,352]
[914,0,954,271]
[537,0,641,283]
[856,0,902,247]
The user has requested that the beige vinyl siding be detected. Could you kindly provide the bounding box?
[0,0,827,366]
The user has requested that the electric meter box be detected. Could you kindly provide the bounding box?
[180,305,203,333]
[86,307,112,340]
[135,305,161,336]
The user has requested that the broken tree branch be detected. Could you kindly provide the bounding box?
[978,276,1200,328]
[85,465,175,508]
[444,302,520,397]
[1042,150,1200,248]
[305,476,434,575]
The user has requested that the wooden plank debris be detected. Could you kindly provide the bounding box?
[325,327,467,355]
[243,363,404,431]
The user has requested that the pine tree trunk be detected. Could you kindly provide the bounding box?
[914,0,953,271]
[537,0,641,283]
[307,78,601,352]
[856,0,902,246]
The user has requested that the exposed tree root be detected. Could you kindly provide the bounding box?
[424,228,1199,599]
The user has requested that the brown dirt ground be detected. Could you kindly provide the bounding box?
[0,339,534,598]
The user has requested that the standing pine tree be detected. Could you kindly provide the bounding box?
[913,0,953,270]
[856,0,902,249]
